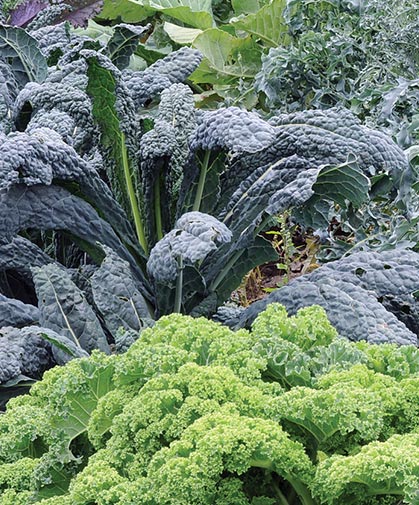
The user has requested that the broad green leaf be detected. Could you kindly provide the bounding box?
[98,0,154,22]
[73,20,113,44]
[0,24,47,84]
[86,56,148,255]
[233,0,290,48]
[53,359,115,440]
[313,157,370,208]
[163,21,202,44]
[147,0,214,29]
[191,28,261,84]
[232,0,261,15]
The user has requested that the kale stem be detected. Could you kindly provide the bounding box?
[193,150,211,212]
[272,480,291,505]
[209,213,274,294]
[287,477,316,505]
[121,132,149,256]
[209,249,243,292]
[174,256,184,313]
[154,174,163,242]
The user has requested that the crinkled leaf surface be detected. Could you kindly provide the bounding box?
[237,250,419,346]
[0,236,54,280]
[91,246,153,335]
[0,127,141,258]
[0,325,52,383]
[0,294,39,327]
[8,0,48,26]
[33,263,110,354]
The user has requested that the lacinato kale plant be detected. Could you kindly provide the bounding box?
[0,13,415,398]
[2,304,419,503]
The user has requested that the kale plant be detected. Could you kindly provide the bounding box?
[0,15,413,395]
[1,306,419,502]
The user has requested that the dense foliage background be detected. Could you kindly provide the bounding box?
[0,0,419,502]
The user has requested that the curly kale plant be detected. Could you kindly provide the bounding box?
[0,14,414,395]
[2,305,419,503]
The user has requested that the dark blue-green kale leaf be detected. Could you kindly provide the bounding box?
[32,263,110,354]
[237,249,419,346]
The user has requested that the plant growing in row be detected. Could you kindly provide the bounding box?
[0,14,414,395]
[1,304,419,503]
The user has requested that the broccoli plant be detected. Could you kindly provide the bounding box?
[0,14,414,395]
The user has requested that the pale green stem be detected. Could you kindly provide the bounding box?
[272,480,291,505]
[193,150,211,212]
[287,477,316,505]
[209,249,243,293]
[121,132,148,256]
[154,175,163,242]
[209,214,273,293]
[174,256,184,313]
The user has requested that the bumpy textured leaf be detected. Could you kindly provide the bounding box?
[11,0,104,28]
[0,24,47,84]
[33,263,110,353]
[191,107,276,153]
[8,0,48,26]
[60,0,104,27]
[0,127,141,257]
[140,119,177,247]
[0,325,52,383]
[237,249,419,346]
[265,108,408,186]
[0,185,150,293]
[0,236,54,280]
[26,4,71,31]
[147,211,232,284]
[30,22,72,61]
[14,78,96,154]
[91,246,153,335]
[122,47,202,108]
[0,61,18,132]
[0,294,39,327]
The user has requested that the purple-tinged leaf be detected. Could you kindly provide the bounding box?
[9,0,104,29]
[59,0,104,27]
[9,0,48,27]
